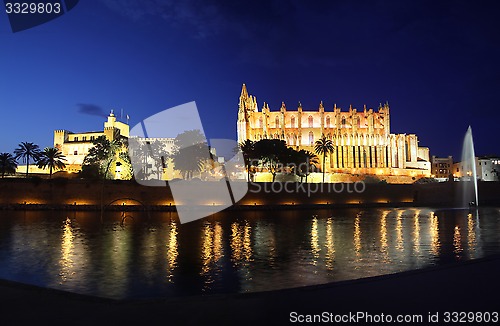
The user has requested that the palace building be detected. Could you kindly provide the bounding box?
[54,111,130,173]
[237,84,431,177]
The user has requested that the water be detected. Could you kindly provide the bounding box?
[461,126,479,206]
[0,207,499,299]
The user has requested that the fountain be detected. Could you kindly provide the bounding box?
[461,126,478,207]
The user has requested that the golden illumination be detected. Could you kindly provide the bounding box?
[467,213,476,252]
[453,225,463,256]
[230,221,253,265]
[201,222,214,278]
[379,210,389,261]
[310,216,320,265]
[354,213,361,256]
[412,210,421,254]
[396,210,404,251]
[325,217,335,270]
[430,212,440,255]
[59,217,74,282]
[165,219,178,282]
[200,221,224,280]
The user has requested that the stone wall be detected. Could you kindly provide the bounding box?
[0,178,498,209]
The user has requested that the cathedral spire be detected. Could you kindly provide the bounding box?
[240,84,248,99]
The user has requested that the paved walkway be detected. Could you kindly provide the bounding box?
[1,255,499,325]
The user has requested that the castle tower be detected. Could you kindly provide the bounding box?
[53,130,69,149]
[104,110,130,140]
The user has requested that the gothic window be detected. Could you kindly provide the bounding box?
[291,116,295,128]
[259,117,263,128]
[341,117,346,127]
[308,115,313,128]
[74,137,78,141]
[326,116,331,128]
[275,116,280,128]
[309,131,314,145]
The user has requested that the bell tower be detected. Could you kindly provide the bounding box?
[238,84,257,144]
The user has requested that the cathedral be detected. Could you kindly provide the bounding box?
[237,84,431,177]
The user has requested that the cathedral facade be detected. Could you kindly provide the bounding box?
[237,84,430,177]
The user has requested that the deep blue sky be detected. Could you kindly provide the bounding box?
[0,0,499,160]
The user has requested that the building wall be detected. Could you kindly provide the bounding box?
[237,84,430,177]
[53,112,130,173]
[478,157,500,181]
[431,155,453,180]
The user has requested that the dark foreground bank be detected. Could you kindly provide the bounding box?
[1,254,499,326]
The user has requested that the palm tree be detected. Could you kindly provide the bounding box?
[314,134,335,183]
[296,150,319,183]
[37,147,67,178]
[0,153,18,178]
[14,142,42,178]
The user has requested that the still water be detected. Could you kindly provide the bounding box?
[0,207,499,299]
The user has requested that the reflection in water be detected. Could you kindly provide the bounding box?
[1,208,499,299]
[430,212,440,255]
[231,221,253,265]
[453,226,463,257]
[396,210,404,251]
[324,217,335,270]
[380,210,389,260]
[59,217,74,282]
[413,210,421,254]
[230,221,253,290]
[467,213,476,254]
[353,213,361,257]
[200,221,224,288]
[310,216,320,265]
[166,219,178,282]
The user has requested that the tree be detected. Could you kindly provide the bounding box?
[295,150,318,183]
[83,134,123,179]
[171,129,209,180]
[254,139,288,182]
[14,142,42,178]
[37,147,67,178]
[0,153,17,178]
[314,134,335,183]
[239,139,256,181]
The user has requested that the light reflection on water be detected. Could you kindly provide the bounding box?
[0,207,499,299]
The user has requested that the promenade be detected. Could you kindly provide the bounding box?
[1,254,499,325]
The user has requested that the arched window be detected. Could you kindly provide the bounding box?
[341,116,346,126]
[259,117,263,128]
[308,115,313,128]
[291,116,295,128]
[309,131,314,145]
[275,116,280,128]
[326,116,331,128]
[292,134,296,146]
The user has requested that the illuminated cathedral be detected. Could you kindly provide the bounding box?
[237,84,431,177]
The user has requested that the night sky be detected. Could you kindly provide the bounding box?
[1,1,499,160]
